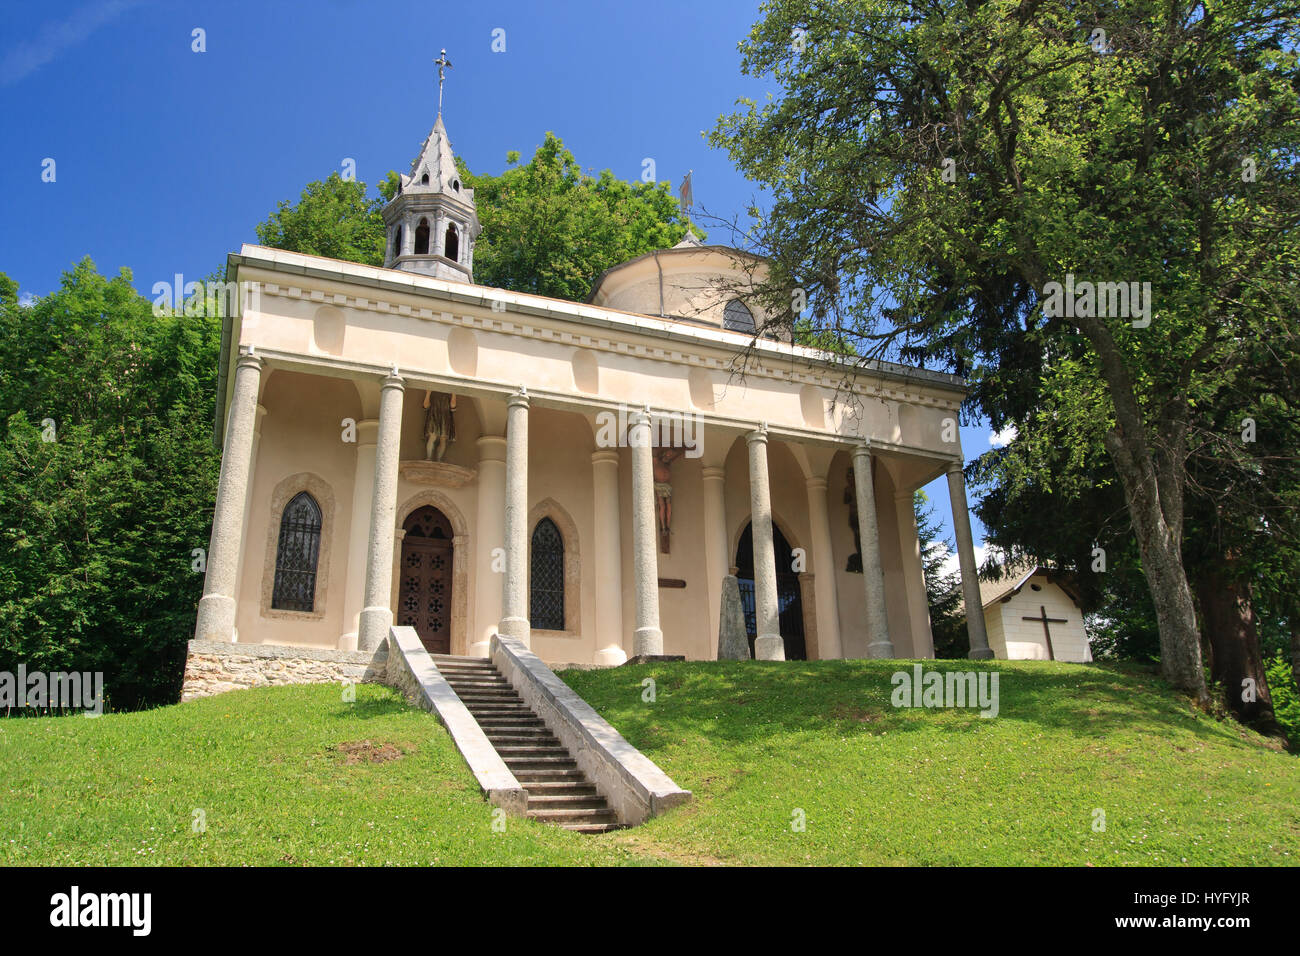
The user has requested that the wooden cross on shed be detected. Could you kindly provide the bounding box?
[1024,605,1067,661]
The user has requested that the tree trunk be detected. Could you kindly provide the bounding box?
[1103,430,1209,703]
[1067,314,1208,704]
[1195,562,1280,736]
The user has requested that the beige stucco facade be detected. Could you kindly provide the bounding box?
[192,235,994,667]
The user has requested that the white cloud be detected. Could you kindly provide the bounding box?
[938,543,1005,581]
[988,424,1018,448]
[0,1,142,87]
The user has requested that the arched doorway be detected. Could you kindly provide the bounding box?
[735,522,807,660]
[399,506,454,653]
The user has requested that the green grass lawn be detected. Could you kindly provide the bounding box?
[2,660,1296,866]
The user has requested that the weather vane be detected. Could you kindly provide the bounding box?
[434,48,452,115]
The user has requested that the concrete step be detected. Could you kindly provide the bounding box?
[528,794,608,810]
[485,733,560,745]
[444,679,511,688]
[561,822,626,834]
[527,807,618,824]
[475,715,543,725]
[466,707,534,718]
[522,781,598,796]
[503,755,579,769]
[512,768,587,782]
[495,744,569,757]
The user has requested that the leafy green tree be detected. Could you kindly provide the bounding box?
[461,133,695,300]
[0,260,221,710]
[254,172,387,266]
[711,0,1300,706]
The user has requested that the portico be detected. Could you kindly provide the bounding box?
[195,108,992,667]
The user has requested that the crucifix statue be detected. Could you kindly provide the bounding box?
[1024,604,1067,661]
[653,446,686,553]
[434,48,452,115]
[423,390,457,461]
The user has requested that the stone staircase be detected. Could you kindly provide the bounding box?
[431,654,623,834]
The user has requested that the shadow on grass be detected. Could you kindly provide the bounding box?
[560,659,1261,753]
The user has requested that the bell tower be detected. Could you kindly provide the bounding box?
[383,50,481,283]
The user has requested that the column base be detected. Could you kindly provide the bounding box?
[595,645,628,667]
[339,631,359,653]
[866,640,896,659]
[754,634,786,661]
[633,627,663,658]
[968,647,996,660]
[194,594,236,642]
[499,616,531,648]
[358,606,392,652]
[467,639,492,659]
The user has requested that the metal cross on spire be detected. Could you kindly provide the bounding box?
[434,48,453,115]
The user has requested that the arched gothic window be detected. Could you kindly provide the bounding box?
[530,517,565,630]
[392,225,403,259]
[414,218,430,255]
[724,299,756,333]
[271,492,322,611]
[444,222,459,263]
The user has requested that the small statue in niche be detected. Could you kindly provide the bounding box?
[423,391,457,462]
[653,446,686,553]
[845,466,863,572]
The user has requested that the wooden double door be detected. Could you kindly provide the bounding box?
[398,506,454,654]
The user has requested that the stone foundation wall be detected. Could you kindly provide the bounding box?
[181,640,387,702]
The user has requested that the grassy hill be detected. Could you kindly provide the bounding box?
[2,660,1295,866]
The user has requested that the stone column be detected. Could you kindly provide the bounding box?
[340,418,379,650]
[195,352,263,642]
[851,442,894,658]
[629,408,663,656]
[947,461,994,659]
[401,218,414,258]
[499,388,530,646]
[701,464,729,658]
[804,474,844,659]
[747,425,784,661]
[591,450,627,665]
[470,434,507,657]
[358,373,405,652]
[231,402,267,623]
[896,489,934,658]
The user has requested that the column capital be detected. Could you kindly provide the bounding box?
[381,370,405,391]
[746,422,769,445]
[805,475,828,492]
[946,458,965,476]
[629,405,652,427]
[235,350,263,372]
[591,449,620,466]
[477,434,507,462]
[702,465,726,482]
[508,385,530,408]
[851,439,873,461]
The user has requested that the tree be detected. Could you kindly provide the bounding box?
[254,172,387,266]
[915,490,966,658]
[0,260,221,710]
[711,0,1300,705]
[257,136,695,305]
[460,133,695,300]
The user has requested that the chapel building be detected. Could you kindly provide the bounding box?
[193,107,993,667]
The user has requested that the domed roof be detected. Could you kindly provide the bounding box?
[587,240,777,337]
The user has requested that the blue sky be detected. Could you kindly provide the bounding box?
[0,0,999,565]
